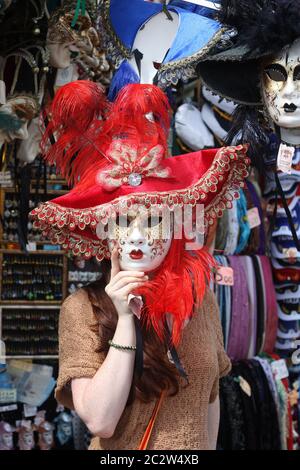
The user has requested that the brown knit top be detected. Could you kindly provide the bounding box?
[55,287,231,450]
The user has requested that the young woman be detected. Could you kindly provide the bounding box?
[30,81,249,450]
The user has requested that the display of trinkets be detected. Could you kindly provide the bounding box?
[1,191,65,246]
[1,307,59,356]
[0,253,66,302]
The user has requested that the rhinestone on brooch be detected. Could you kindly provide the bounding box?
[128,173,142,187]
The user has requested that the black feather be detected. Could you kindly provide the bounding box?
[218,0,268,30]
[219,0,300,55]
[225,105,270,171]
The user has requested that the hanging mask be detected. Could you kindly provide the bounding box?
[17,117,41,163]
[262,38,300,130]
[16,421,35,451]
[54,412,73,446]
[47,3,108,79]
[0,421,15,450]
[0,95,39,146]
[36,421,54,450]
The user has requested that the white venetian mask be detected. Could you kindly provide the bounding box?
[1,432,13,448]
[127,11,179,84]
[0,96,38,145]
[98,207,173,272]
[262,38,300,130]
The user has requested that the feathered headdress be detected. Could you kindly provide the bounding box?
[30,81,249,262]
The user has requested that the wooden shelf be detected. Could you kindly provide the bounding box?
[0,300,62,305]
[29,189,68,195]
[0,249,65,254]
[5,355,59,359]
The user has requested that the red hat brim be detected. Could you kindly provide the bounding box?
[30,145,249,260]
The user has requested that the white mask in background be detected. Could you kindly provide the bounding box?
[128,11,179,84]
[0,96,38,146]
[18,430,34,450]
[47,42,73,69]
[17,117,41,163]
[98,207,173,272]
[262,38,300,131]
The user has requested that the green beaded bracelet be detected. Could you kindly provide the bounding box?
[108,339,136,351]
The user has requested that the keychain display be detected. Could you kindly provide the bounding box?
[2,191,59,245]
[1,254,64,301]
[1,308,59,356]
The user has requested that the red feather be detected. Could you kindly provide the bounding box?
[134,236,216,346]
[41,80,110,186]
[104,84,172,149]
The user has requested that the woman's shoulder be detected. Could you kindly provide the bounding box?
[62,287,90,307]
[60,287,100,327]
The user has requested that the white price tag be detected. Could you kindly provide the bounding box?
[215,266,234,286]
[0,79,6,105]
[247,207,261,229]
[271,359,289,380]
[182,0,220,9]
[23,404,37,418]
[238,376,251,397]
[282,247,298,261]
[277,144,295,174]
[0,388,17,403]
[0,404,18,412]
[26,242,37,252]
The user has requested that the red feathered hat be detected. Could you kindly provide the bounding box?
[30,81,250,261]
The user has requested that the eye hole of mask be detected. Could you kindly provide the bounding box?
[280,302,300,314]
[115,215,130,228]
[264,64,288,82]
[294,65,300,81]
[145,216,163,228]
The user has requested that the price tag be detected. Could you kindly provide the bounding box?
[238,376,252,397]
[0,404,18,412]
[271,359,289,380]
[26,242,37,252]
[0,79,6,105]
[0,388,17,403]
[215,266,234,286]
[182,0,220,9]
[289,389,299,407]
[277,144,295,174]
[282,247,298,262]
[247,207,261,229]
[23,404,37,418]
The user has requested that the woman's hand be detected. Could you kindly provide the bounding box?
[105,246,148,317]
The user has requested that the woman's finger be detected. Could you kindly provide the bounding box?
[110,245,120,280]
[109,269,145,286]
[111,275,148,292]
[118,282,145,298]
